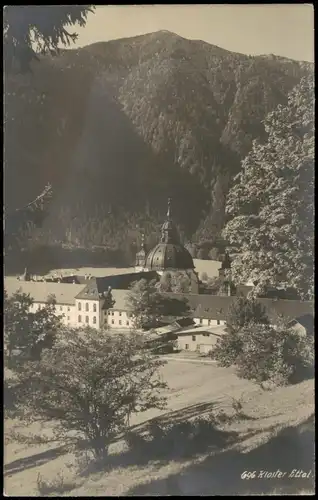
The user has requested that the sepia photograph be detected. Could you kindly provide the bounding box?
[3,4,314,496]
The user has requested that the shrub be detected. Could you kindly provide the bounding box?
[13,327,167,461]
[212,321,314,386]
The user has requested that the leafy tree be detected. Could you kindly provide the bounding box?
[208,248,220,260]
[4,289,63,370]
[159,272,172,292]
[212,321,314,387]
[225,295,269,333]
[223,75,314,299]
[163,271,192,294]
[4,5,95,72]
[127,278,190,330]
[13,327,167,460]
[127,279,165,330]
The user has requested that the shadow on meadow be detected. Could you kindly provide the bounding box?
[4,445,68,477]
[125,413,315,496]
[77,401,266,479]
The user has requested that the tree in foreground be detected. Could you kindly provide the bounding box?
[158,270,192,293]
[4,289,63,370]
[4,5,95,72]
[127,278,190,330]
[226,295,269,333]
[223,75,314,300]
[4,5,95,252]
[211,296,314,387]
[13,328,167,460]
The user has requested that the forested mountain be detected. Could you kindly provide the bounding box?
[4,30,313,259]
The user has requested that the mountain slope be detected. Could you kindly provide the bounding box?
[4,30,313,244]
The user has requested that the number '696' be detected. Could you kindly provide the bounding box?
[241,471,256,480]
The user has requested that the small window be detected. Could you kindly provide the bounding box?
[78,303,81,311]
[67,316,70,321]
[93,316,96,324]
[60,306,63,311]
[192,335,196,341]
[78,315,82,323]
[67,306,70,312]
[119,320,122,325]
[217,319,220,325]
[199,318,203,324]
[185,344,189,350]
[208,319,211,326]
[85,316,89,324]
[86,303,89,312]
[111,319,114,324]
[126,321,129,326]
[119,312,122,316]
[93,304,97,312]
[111,311,114,316]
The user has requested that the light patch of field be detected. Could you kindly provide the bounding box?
[193,259,222,279]
[4,360,315,497]
[46,266,136,278]
[46,259,222,280]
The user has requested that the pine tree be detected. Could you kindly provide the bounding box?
[223,75,314,299]
[4,6,95,72]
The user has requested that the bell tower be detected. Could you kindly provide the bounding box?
[135,233,147,272]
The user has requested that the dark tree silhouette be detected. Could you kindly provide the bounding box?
[4,6,95,251]
[4,5,95,72]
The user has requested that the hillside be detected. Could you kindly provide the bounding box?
[4,360,314,496]
[4,30,313,249]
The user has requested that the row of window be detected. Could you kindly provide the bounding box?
[32,303,71,312]
[78,302,97,312]
[198,319,221,325]
[78,315,97,324]
[59,305,71,312]
[110,319,130,326]
[107,310,131,317]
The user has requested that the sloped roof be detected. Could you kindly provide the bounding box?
[288,314,314,334]
[164,293,234,319]
[295,314,314,334]
[4,277,86,305]
[261,298,314,323]
[74,271,159,301]
[75,279,100,300]
[176,325,228,337]
[163,293,314,322]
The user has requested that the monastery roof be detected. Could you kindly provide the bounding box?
[176,325,228,337]
[75,272,159,301]
[4,277,86,305]
[69,271,159,292]
[164,293,314,323]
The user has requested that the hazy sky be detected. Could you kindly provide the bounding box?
[73,5,314,62]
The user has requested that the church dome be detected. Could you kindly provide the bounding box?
[145,242,194,271]
[144,198,194,271]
